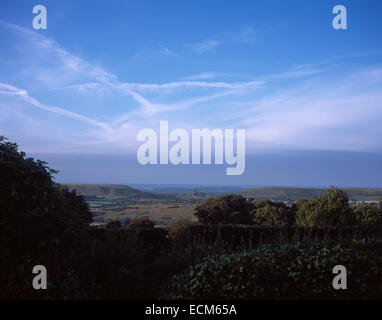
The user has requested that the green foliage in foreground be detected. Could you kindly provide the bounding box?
[164,241,382,300]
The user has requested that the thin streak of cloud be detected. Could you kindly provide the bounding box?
[117,80,263,91]
[230,26,256,45]
[160,44,177,56]
[0,82,111,131]
[0,20,150,108]
[0,20,117,84]
[181,72,221,80]
[187,40,220,54]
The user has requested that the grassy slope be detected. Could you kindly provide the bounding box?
[62,183,170,199]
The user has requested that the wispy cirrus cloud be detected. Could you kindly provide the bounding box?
[160,44,177,56]
[181,72,222,80]
[116,80,263,91]
[0,82,111,131]
[0,19,117,87]
[229,26,256,45]
[0,20,264,152]
[53,79,263,92]
[1,19,382,155]
[187,40,220,54]
[185,26,256,55]
[181,72,250,81]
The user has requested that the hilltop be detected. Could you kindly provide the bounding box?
[61,183,169,200]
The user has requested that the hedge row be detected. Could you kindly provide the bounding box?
[88,226,170,250]
[88,224,382,250]
[183,224,382,248]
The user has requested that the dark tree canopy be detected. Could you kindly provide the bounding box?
[127,217,156,230]
[194,194,254,225]
[296,187,355,227]
[251,201,296,226]
[0,136,92,247]
[0,136,92,298]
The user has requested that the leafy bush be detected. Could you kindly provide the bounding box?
[295,199,308,208]
[251,201,296,226]
[127,217,155,229]
[164,241,382,300]
[169,217,196,249]
[353,205,382,228]
[125,218,170,251]
[251,199,275,208]
[106,220,122,229]
[296,187,356,226]
[194,194,254,224]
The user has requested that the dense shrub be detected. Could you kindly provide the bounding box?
[106,220,122,229]
[251,199,275,208]
[194,194,254,224]
[125,218,170,251]
[251,201,296,226]
[169,217,196,249]
[295,198,308,208]
[353,205,382,228]
[296,188,356,226]
[127,217,155,229]
[164,241,382,300]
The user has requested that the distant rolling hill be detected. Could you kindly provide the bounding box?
[239,187,382,202]
[61,184,382,202]
[147,186,246,195]
[61,184,170,199]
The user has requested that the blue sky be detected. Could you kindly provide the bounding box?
[1,0,382,186]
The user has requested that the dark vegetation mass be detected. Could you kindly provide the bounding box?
[1,136,381,299]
